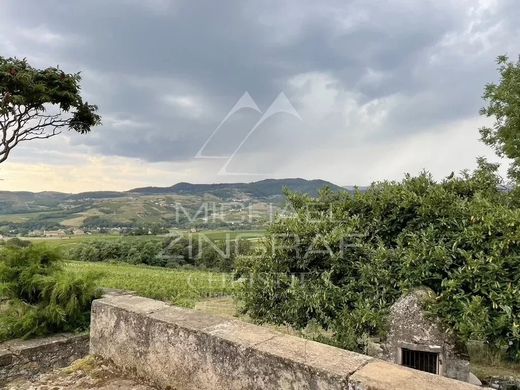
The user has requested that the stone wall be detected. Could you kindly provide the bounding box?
[383,289,471,382]
[0,333,89,386]
[90,294,487,390]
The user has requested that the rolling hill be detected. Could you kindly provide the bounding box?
[130,178,344,198]
[0,178,345,232]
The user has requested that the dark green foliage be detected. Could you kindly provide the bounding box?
[195,238,252,272]
[2,237,32,248]
[69,236,252,272]
[161,236,199,267]
[0,56,100,163]
[480,55,520,180]
[0,245,101,341]
[237,161,520,361]
[70,238,164,266]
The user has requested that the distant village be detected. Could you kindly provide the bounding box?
[0,226,168,240]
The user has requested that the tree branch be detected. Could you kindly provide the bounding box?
[0,106,72,163]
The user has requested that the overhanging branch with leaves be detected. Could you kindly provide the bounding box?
[0,56,100,164]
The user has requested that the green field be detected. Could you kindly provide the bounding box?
[29,230,263,308]
[0,211,49,223]
[30,234,155,252]
[29,229,265,254]
[65,261,235,307]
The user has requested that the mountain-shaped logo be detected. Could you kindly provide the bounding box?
[195,92,302,175]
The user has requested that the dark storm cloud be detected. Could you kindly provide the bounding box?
[0,0,519,165]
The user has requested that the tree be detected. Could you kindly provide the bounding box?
[0,57,100,164]
[480,55,520,180]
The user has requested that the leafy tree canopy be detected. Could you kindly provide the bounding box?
[0,56,100,163]
[480,55,520,180]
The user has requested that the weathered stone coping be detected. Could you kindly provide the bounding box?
[0,332,89,385]
[90,294,487,390]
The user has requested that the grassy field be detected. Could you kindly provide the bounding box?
[27,230,262,307]
[65,261,235,307]
[0,211,55,223]
[30,234,154,252]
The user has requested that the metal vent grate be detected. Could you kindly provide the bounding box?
[401,348,438,374]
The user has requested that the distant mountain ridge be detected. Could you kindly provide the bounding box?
[0,178,345,215]
[130,178,344,198]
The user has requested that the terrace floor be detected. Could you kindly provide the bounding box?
[5,356,155,390]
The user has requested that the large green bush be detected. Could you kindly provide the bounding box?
[0,245,101,341]
[237,160,520,361]
[70,238,164,266]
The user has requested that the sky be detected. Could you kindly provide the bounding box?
[0,0,519,193]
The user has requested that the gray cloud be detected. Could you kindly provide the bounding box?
[0,0,519,185]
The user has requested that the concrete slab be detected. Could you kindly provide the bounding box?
[349,360,489,390]
[203,320,280,348]
[94,294,169,315]
[256,334,371,377]
[2,334,68,352]
[150,306,227,331]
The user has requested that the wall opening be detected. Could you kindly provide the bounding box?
[401,348,439,374]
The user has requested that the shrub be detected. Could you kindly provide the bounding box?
[3,237,32,248]
[237,161,520,361]
[0,245,101,341]
[196,238,252,272]
[69,238,163,265]
[70,236,253,272]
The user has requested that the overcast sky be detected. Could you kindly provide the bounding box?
[0,0,518,192]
